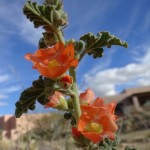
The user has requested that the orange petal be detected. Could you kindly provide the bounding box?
[54,42,65,52]
[81,105,106,118]
[105,102,117,114]
[80,105,91,112]
[45,102,55,108]
[93,97,104,107]
[100,114,118,132]
[45,91,63,108]
[63,43,74,58]
[101,131,115,140]
[72,127,82,138]
[82,132,103,143]
[71,59,78,67]
[25,53,32,60]
[78,114,90,131]
[60,75,72,84]
[79,88,94,105]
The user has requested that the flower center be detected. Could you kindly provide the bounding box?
[48,59,59,68]
[85,122,103,134]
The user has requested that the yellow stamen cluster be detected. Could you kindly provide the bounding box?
[85,122,103,134]
[48,59,59,68]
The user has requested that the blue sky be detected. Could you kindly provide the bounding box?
[0,0,150,115]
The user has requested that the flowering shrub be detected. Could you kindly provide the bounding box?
[15,0,138,149]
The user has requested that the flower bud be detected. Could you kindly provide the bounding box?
[45,91,68,110]
[58,75,73,89]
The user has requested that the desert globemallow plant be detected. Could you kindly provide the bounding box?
[15,0,138,149]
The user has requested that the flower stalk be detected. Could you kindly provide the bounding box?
[57,28,81,120]
[56,28,65,44]
[69,67,81,120]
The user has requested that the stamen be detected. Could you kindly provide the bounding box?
[48,59,59,68]
[85,122,103,134]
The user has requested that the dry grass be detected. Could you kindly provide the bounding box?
[1,130,149,150]
[0,112,150,149]
[119,129,150,150]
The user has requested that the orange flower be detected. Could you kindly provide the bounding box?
[45,91,68,110]
[79,88,94,105]
[59,75,73,89]
[25,43,78,78]
[78,98,118,143]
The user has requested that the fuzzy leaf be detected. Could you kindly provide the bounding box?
[38,37,47,48]
[23,0,68,32]
[98,136,120,150]
[15,76,56,118]
[80,31,128,59]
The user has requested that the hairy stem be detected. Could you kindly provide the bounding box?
[79,49,87,62]
[56,28,81,120]
[69,67,81,120]
[56,28,65,44]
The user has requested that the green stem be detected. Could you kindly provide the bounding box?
[79,49,87,62]
[56,28,81,120]
[69,67,81,120]
[56,28,65,44]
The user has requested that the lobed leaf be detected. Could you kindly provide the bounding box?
[98,136,120,150]
[23,0,68,32]
[38,37,47,48]
[80,31,128,59]
[15,76,56,118]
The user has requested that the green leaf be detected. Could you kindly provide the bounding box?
[80,31,128,59]
[23,0,68,32]
[15,76,56,118]
[38,37,47,48]
[98,136,120,150]
[44,0,63,10]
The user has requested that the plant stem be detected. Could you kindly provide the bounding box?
[56,28,65,44]
[79,49,87,62]
[69,67,81,120]
[56,27,81,120]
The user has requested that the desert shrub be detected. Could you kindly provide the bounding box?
[117,111,150,133]
[22,112,71,142]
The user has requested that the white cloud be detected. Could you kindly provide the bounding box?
[0,102,8,106]
[0,70,20,101]
[0,74,10,83]
[0,94,8,99]
[0,86,20,94]
[83,45,150,96]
